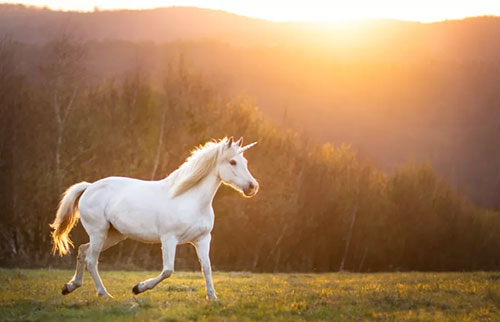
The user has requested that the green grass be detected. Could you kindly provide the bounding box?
[0,269,499,321]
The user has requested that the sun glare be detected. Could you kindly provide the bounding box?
[4,0,500,22]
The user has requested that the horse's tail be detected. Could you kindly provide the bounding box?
[50,182,91,256]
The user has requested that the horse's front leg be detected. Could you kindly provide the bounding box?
[132,235,177,295]
[195,234,217,300]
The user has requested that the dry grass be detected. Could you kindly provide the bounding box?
[0,269,499,321]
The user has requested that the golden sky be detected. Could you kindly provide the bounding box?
[5,0,500,22]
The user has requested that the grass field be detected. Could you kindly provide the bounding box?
[0,269,499,321]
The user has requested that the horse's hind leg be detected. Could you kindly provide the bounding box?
[62,242,89,295]
[83,227,112,298]
[87,227,129,298]
[62,228,126,296]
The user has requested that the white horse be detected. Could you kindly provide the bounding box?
[50,137,259,299]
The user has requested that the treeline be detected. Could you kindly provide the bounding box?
[0,36,499,272]
[2,7,500,209]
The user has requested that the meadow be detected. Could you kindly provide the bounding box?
[0,269,498,321]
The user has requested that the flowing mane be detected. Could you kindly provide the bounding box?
[168,139,227,197]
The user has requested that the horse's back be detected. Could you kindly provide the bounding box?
[80,176,137,202]
[78,176,169,242]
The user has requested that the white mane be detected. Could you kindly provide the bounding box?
[168,139,229,197]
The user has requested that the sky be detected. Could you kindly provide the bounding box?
[4,0,500,22]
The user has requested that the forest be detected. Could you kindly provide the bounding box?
[0,5,499,272]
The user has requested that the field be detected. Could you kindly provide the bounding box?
[0,269,499,321]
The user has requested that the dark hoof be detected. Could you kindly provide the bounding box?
[61,284,70,295]
[132,284,141,295]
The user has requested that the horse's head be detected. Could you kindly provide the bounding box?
[217,137,259,197]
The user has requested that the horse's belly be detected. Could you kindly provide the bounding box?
[126,233,161,244]
[108,212,161,243]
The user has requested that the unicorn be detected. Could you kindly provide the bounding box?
[50,137,259,299]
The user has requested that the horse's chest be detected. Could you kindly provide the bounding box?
[177,218,213,243]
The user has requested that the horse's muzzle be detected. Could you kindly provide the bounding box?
[243,181,259,197]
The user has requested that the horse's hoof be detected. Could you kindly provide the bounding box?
[98,292,113,299]
[132,284,141,295]
[61,284,70,295]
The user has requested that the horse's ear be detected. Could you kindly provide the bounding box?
[226,136,233,149]
[235,137,243,147]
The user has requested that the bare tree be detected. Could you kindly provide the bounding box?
[0,35,20,259]
[41,33,86,191]
[339,175,361,272]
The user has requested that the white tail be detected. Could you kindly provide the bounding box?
[50,182,91,256]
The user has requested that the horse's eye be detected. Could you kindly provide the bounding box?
[229,160,237,166]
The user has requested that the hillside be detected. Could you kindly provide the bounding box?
[0,4,282,44]
[2,4,500,61]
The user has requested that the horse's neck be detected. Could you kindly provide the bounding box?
[181,171,221,208]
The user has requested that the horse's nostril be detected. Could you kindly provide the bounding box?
[248,182,254,190]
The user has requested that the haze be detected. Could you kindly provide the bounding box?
[4,0,500,22]
[1,4,500,275]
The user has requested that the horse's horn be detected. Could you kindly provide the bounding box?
[239,142,257,153]
[235,137,243,147]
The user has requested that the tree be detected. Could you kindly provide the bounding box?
[41,33,86,191]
